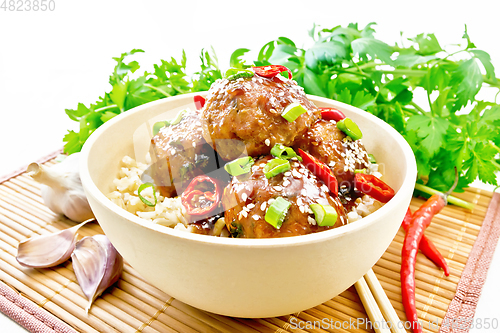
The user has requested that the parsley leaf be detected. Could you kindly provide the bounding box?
[63,23,500,193]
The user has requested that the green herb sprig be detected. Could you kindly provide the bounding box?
[63,23,500,193]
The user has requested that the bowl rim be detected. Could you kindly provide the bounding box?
[80,92,417,248]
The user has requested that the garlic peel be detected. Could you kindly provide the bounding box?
[71,235,123,313]
[28,153,94,222]
[16,220,91,268]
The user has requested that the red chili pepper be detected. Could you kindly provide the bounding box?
[252,65,292,79]
[298,149,338,196]
[194,95,206,110]
[401,194,446,333]
[401,207,450,276]
[319,107,346,122]
[181,175,221,216]
[354,173,395,203]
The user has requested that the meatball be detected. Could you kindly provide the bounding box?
[222,156,347,238]
[150,109,219,197]
[200,75,320,161]
[294,119,370,189]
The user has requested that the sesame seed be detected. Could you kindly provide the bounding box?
[247,203,255,209]
[299,205,305,213]
[170,149,176,155]
[308,216,317,225]
[273,186,282,191]
[284,171,292,177]
[241,210,248,218]
[268,198,275,205]
[260,202,267,211]
[242,193,248,202]
[265,139,271,146]
[292,169,302,178]
[238,213,243,220]
[283,179,290,187]
[297,197,303,206]
[321,185,329,192]
[252,215,260,220]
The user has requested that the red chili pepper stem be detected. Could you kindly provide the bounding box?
[401,208,450,276]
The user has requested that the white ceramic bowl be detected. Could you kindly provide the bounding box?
[80,92,417,318]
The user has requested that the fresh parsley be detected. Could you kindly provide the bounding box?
[63,23,500,193]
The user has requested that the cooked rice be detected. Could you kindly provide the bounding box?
[107,156,190,230]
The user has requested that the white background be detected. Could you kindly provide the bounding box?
[0,0,499,331]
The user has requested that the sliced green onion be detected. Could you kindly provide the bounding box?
[368,154,377,164]
[138,183,157,207]
[152,109,187,135]
[263,158,291,179]
[354,169,366,174]
[170,109,188,126]
[310,204,338,227]
[270,144,302,161]
[225,68,254,80]
[224,156,254,176]
[153,121,169,135]
[281,103,307,122]
[265,197,291,229]
[336,118,363,140]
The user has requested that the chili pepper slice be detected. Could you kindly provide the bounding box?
[252,65,292,79]
[401,195,446,333]
[194,95,205,110]
[319,108,346,122]
[298,149,338,197]
[401,207,450,276]
[181,175,221,216]
[354,173,395,203]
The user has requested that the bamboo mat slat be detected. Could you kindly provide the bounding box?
[0,157,494,333]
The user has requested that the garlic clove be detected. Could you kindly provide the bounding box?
[71,235,123,313]
[16,220,91,268]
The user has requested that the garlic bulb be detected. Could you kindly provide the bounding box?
[27,153,94,222]
[71,235,123,313]
[16,220,91,268]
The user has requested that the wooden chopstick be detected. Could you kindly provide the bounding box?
[365,269,407,333]
[354,268,406,333]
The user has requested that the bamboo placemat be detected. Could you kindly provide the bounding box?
[0,157,495,333]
